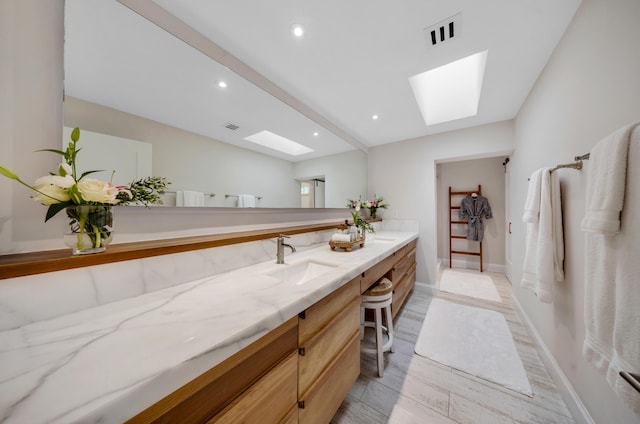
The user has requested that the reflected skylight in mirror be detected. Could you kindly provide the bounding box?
[409,50,488,126]
[244,130,314,156]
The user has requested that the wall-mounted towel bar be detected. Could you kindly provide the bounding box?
[225,194,263,200]
[160,191,215,197]
[550,152,591,173]
[620,371,640,394]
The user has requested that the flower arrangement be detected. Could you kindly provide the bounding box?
[346,196,375,235]
[364,194,388,219]
[0,127,169,253]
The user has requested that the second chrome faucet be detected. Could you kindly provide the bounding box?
[276,234,296,264]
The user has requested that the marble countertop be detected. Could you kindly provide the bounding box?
[0,230,418,423]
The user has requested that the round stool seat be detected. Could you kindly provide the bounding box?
[363,277,393,297]
[361,277,395,377]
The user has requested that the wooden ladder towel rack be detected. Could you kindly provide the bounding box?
[449,185,483,272]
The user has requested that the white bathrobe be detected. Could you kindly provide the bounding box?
[582,122,640,415]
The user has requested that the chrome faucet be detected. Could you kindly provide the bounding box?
[276,234,296,264]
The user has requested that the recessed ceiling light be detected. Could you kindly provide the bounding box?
[313,132,319,136]
[372,114,379,120]
[244,130,314,156]
[291,23,304,37]
[409,50,488,126]
[217,80,227,88]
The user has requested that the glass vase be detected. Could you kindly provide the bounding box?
[64,205,113,255]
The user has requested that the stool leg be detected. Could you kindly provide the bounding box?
[385,305,395,353]
[375,306,384,377]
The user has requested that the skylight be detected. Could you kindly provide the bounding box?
[244,130,314,156]
[409,50,488,126]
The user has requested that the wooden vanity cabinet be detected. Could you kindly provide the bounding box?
[128,238,417,424]
[127,317,298,424]
[297,277,361,424]
[361,239,417,318]
[389,240,417,318]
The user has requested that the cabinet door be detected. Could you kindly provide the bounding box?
[209,351,298,423]
[299,296,360,396]
[299,332,361,424]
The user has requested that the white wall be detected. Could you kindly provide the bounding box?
[0,0,65,246]
[368,120,514,284]
[437,156,506,272]
[294,150,368,208]
[510,0,640,422]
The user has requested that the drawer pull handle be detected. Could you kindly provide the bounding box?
[298,311,306,320]
[298,401,305,409]
[299,347,306,356]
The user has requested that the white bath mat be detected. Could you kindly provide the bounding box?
[415,298,533,397]
[439,268,502,303]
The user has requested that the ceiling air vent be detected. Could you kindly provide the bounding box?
[424,13,460,47]
[225,123,239,131]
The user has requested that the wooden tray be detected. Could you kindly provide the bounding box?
[329,237,365,251]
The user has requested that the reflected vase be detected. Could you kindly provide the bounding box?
[64,205,113,255]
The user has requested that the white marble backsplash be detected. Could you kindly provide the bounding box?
[0,229,333,331]
[0,220,416,331]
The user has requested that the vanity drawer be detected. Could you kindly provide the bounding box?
[209,351,298,423]
[298,296,360,397]
[360,252,398,293]
[298,277,359,346]
[298,331,361,424]
[392,263,416,318]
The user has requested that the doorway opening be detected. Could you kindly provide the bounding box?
[300,178,325,208]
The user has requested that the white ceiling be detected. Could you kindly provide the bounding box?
[65,0,581,161]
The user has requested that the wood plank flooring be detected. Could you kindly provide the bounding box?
[332,271,576,424]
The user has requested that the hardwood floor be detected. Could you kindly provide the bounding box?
[332,271,576,424]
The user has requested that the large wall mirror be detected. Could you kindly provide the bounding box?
[64,0,367,209]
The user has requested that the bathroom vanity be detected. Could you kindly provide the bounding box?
[0,224,417,423]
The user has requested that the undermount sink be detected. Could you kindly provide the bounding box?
[266,259,339,285]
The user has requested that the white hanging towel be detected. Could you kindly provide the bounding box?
[237,194,256,208]
[176,190,205,207]
[582,122,640,415]
[521,167,564,303]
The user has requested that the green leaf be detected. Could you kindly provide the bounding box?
[45,201,73,222]
[68,184,83,204]
[35,148,66,156]
[78,170,105,180]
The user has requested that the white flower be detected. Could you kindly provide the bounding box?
[32,175,73,205]
[365,201,372,208]
[77,178,121,204]
[355,204,360,212]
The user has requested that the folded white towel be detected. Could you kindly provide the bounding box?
[176,190,205,207]
[581,123,638,234]
[237,194,256,208]
[583,123,640,414]
[331,233,351,242]
[523,168,544,223]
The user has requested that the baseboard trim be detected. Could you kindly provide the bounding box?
[441,258,505,274]
[511,295,594,424]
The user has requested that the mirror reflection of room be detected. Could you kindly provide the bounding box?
[63,0,366,208]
